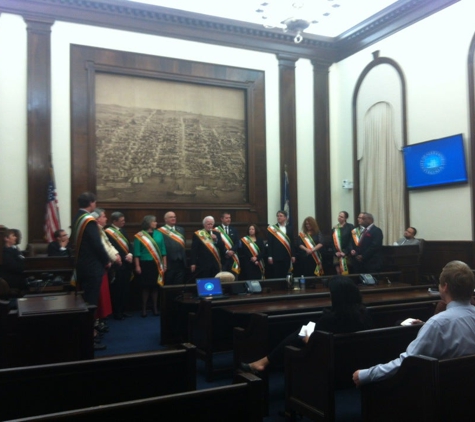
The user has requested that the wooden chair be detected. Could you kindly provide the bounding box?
[361,353,475,422]
[284,324,422,421]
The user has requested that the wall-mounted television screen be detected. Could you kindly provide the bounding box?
[402,133,468,190]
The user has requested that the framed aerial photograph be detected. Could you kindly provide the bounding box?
[95,74,247,204]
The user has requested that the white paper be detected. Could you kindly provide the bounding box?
[298,321,316,337]
[400,318,416,326]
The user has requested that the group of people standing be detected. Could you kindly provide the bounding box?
[189,208,384,282]
[71,195,187,331]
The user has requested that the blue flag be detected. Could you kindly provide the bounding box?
[281,168,290,225]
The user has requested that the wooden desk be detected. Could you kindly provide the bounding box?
[159,273,403,345]
[162,276,435,345]
[222,283,437,316]
[2,292,95,368]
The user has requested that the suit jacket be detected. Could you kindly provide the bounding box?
[354,225,383,272]
[47,241,71,257]
[219,225,240,252]
[267,224,294,261]
[72,210,109,276]
[160,225,187,262]
[191,230,225,278]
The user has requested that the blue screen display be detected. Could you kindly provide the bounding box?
[403,134,468,189]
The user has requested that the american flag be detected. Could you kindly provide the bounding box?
[44,166,61,242]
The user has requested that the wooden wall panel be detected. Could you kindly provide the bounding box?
[278,55,298,237]
[26,18,54,243]
[419,241,475,277]
[70,45,267,241]
[312,60,331,233]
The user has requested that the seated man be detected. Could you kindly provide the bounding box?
[393,227,420,246]
[353,260,475,386]
[47,229,71,257]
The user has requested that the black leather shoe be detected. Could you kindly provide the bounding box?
[94,343,107,351]
[240,362,259,375]
[122,312,133,318]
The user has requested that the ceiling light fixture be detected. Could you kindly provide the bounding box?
[256,0,341,43]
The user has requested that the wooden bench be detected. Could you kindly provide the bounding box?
[233,300,436,372]
[0,344,196,420]
[361,353,475,422]
[8,371,264,422]
[284,324,423,421]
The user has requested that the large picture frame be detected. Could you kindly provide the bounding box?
[70,45,267,230]
[94,73,247,204]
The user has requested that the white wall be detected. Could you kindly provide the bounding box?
[330,0,475,240]
[0,14,27,248]
[3,1,474,244]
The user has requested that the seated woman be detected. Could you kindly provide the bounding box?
[241,275,372,372]
[0,229,26,293]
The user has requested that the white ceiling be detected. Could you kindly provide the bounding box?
[127,0,399,38]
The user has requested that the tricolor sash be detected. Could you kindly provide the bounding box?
[332,225,349,275]
[299,232,324,276]
[134,230,165,286]
[215,227,240,275]
[105,227,130,255]
[71,213,98,287]
[241,236,265,278]
[351,227,363,247]
[267,225,293,272]
[158,225,186,249]
[195,230,222,270]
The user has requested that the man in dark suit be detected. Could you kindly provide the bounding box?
[216,211,240,276]
[350,212,383,273]
[71,192,110,350]
[190,216,225,279]
[267,210,296,279]
[158,211,187,285]
[47,229,72,257]
[72,192,110,305]
[105,212,133,320]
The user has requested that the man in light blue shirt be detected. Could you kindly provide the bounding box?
[353,260,475,386]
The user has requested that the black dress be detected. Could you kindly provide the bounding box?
[267,306,373,368]
[239,237,265,280]
[297,232,325,277]
[331,223,354,264]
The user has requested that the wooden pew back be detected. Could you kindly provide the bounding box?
[0,344,196,420]
[285,324,422,422]
[8,372,263,422]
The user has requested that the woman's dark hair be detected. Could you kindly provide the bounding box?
[327,275,371,332]
[247,224,260,236]
[329,276,362,309]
